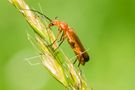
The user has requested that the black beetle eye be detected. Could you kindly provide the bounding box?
[50,23,54,26]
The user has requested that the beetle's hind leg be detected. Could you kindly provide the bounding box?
[73,58,77,64]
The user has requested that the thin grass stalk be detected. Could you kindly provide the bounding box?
[9,0,91,89]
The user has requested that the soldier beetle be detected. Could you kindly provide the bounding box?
[29,9,90,66]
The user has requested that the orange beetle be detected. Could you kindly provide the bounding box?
[30,9,90,66]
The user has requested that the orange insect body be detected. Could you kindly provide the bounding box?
[30,9,90,66]
[49,20,89,65]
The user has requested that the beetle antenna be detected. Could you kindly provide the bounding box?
[22,9,52,22]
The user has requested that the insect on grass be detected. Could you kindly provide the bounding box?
[28,9,90,66]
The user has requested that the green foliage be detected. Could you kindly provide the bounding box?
[0,0,135,90]
[8,0,90,90]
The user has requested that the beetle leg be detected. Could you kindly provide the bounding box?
[47,29,62,47]
[73,58,77,64]
[58,31,64,42]
[78,62,81,67]
[54,32,67,51]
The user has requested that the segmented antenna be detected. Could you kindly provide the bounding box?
[23,9,52,22]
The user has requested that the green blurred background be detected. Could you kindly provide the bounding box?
[0,0,135,90]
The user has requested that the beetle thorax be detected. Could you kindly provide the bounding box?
[59,22,68,30]
[52,20,68,30]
